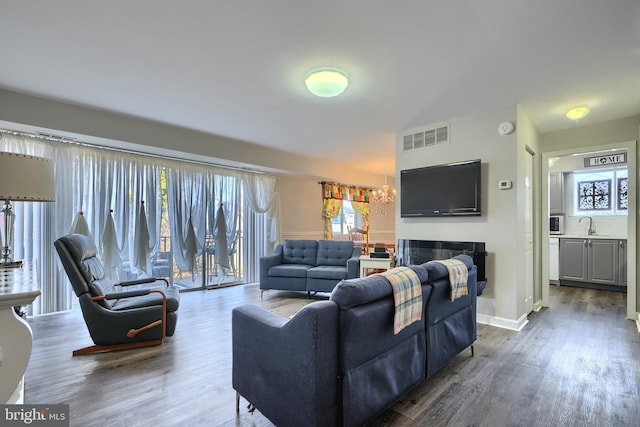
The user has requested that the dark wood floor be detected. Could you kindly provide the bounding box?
[24,284,640,427]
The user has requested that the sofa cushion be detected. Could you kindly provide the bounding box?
[269,264,313,278]
[307,265,349,280]
[316,240,355,266]
[282,240,318,265]
[330,265,428,309]
[342,332,426,427]
[337,286,431,373]
[425,265,477,325]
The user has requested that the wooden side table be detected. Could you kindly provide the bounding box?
[359,255,394,277]
[0,261,41,404]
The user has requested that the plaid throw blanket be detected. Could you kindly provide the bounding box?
[434,259,469,301]
[381,267,422,334]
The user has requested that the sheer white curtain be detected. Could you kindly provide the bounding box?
[218,175,243,273]
[240,173,281,282]
[1,132,164,313]
[1,129,279,311]
[210,174,242,245]
[53,148,162,278]
[167,166,208,275]
[167,168,245,279]
[125,160,162,276]
[99,156,132,280]
[242,173,281,244]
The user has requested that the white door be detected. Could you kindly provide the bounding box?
[525,149,534,313]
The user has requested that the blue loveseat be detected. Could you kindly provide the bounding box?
[259,239,361,296]
[234,254,478,426]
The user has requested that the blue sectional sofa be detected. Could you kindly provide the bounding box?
[259,239,361,296]
[233,254,478,426]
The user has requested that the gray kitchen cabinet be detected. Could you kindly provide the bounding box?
[559,238,625,287]
[618,240,627,287]
[549,172,564,214]
[559,238,588,281]
[587,239,618,285]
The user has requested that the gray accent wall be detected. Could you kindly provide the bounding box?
[396,106,535,330]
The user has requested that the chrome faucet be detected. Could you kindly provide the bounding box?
[579,216,596,235]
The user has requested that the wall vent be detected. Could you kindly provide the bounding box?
[402,124,449,151]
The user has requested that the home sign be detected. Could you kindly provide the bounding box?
[584,152,627,167]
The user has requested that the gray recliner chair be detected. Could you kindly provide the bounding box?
[54,233,180,356]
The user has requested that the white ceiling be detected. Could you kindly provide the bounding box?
[1,1,639,176]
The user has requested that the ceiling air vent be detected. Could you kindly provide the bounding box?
[402,124,449,151]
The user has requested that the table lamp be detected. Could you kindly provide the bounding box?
[0,152,55,266]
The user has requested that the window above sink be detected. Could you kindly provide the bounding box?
[572,167,628,216]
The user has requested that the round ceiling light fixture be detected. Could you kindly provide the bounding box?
[305,68,349,97]
[566,106,590,120]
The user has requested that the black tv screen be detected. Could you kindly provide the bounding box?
[401,159,481,217]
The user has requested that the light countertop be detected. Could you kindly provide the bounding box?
[551,234,627,240]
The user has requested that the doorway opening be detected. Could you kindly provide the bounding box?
[541,141,636,320]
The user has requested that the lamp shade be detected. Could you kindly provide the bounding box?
[0,152,55,201]
[305,69,349,97]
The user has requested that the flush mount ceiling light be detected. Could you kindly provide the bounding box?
[566,106,590,120]
[305,68,348,97]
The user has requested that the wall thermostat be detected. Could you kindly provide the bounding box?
[498,121,515,135]
[498,180,512,190]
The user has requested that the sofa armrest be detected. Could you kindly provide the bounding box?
[346,256,360,279]
[232,301,339,427]
[467,268,478,340]
[259,244,283,278]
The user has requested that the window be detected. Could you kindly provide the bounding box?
[574,168,627,215]
[331,200,363,236]
[617,176,628,210]
[578,180,611,210]
[1,129,276,315]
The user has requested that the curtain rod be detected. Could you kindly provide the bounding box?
[0,128,268,175]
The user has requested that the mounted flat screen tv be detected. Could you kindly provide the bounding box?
[401,159,481,217]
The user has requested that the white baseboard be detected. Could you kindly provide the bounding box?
[477,312,529,331]
[533,299,543,312]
